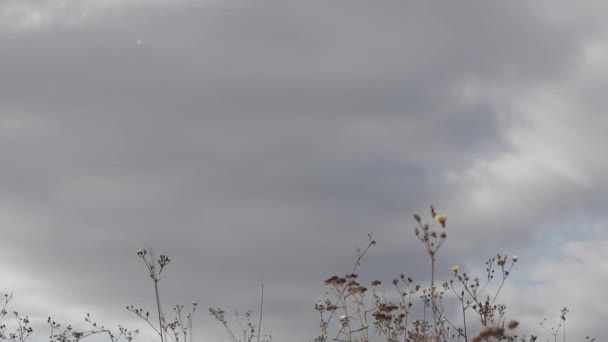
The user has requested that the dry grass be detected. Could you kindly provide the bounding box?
[0,205,596,342]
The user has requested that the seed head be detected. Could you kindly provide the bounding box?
[507,320,519,329]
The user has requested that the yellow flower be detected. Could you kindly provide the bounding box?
[450,265,459,273]
[436,215,447,227]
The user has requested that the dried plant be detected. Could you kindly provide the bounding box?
[0,204,598,342]
[539,307,569,342]
[209,275,271,342]
[128,248,198,342]
[313,206,594,342]
[0,294,33,342]
[47,314,138,342]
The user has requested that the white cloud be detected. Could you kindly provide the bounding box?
[0,0,201,30]
[444,28,608,235]
[502,235,608,339]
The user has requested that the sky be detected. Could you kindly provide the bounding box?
[0,0,607,341]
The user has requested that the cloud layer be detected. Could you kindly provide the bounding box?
[0,0,607,340]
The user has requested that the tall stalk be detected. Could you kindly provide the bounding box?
[257,274,264,342]
[154,279,164,342]
[430,254,438,340]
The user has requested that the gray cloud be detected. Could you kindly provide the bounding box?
[0,0,606,341]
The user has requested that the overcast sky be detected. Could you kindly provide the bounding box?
[1,1,607,341]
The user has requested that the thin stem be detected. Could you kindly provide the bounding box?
[325,237,375,329]
[430,256,439,341]
[490,263,514,307]
[257,274,264,342]
[354,293,368,342]
[154,280,164,342]
[461,298,467,341]
[339,294,353,341]
[222,322,239,342]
